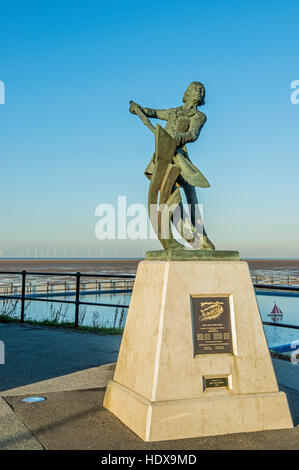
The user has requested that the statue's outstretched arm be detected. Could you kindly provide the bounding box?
[142,107,170,121]
[129,101,171,121]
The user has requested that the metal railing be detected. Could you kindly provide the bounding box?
[0,270,135,327]
[262,321,299,330]
[0,270,298,332]
[254,283,299,293]
[251,274,299,288]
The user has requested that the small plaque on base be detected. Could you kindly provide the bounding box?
[203,376,229,390]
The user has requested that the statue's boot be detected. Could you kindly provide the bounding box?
[174,217,215,251]
[199,234,215,250]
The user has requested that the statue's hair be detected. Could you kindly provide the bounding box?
[184,81,205,106]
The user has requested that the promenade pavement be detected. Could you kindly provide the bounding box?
[0,323,298,450]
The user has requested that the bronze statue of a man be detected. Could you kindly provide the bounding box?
[130,82,214,251]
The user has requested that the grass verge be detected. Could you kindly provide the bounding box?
[0,315,124,335]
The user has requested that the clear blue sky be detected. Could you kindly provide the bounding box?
[1,0,299,258]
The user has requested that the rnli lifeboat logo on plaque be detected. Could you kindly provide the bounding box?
[200,301,224,321]
[191,295,233,355]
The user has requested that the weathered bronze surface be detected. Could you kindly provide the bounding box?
[191,295,233,355]
[146,249,239,261]
[129,82,216,253]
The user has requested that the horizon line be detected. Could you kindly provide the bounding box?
[1,257,299,261]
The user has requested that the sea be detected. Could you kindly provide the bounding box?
[0,258,298,348]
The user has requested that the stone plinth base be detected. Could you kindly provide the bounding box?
[105,382,291,441]
[104,260,293,441]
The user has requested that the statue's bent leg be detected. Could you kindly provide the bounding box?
[178,176,215,250]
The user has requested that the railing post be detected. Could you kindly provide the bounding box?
[75,272,80,327]
[20,270,26,323]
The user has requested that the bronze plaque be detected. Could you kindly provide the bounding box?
[203,376,229,390]
[191,295,233,355]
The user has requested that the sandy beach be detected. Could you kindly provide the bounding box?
[246,259,299,272]
[0,258,298,277]
[0,259,141,274]
[0,258,299,273]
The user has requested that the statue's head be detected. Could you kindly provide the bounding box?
[183,82,205,106]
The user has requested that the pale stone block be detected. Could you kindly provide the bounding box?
[104,260,293,441]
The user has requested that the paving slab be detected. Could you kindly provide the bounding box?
[0,397,43,450]
[1,323,299,450]
[2,363,115,397]
[0,323,121,392]
[272,358,299,392]
[4,388,299,450]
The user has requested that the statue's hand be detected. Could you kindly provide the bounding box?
[129,100,142,115]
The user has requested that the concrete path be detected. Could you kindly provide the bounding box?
[0,323,122,449]
[0,396,43,450]
[2,375,299,450]
[0,323,121,392]
[0,323,298,450]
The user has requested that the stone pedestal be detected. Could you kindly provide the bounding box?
[103,260,293,441]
